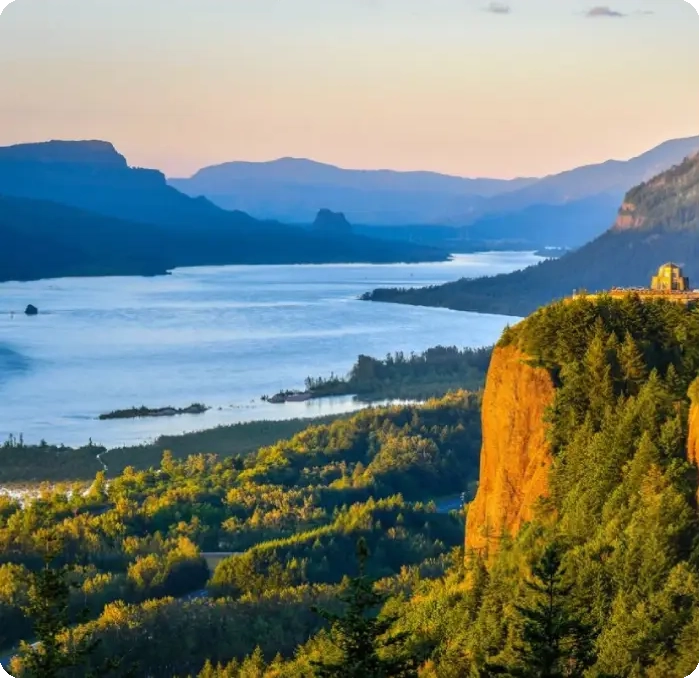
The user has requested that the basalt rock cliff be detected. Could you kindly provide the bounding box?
[465,344,555,555]
[686,377,699,503]
[466,296,699,559]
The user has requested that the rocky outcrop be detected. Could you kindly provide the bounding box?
[612,202,647,230]
[465,344,556,556]
[24,304,38,316]
[312,209,353,234]
[687,379,699,503]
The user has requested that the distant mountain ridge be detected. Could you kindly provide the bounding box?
[0,140,449,282]
[0,139,127,166]
[169,136,699,236]
[0,139,239,230]
[362,151,699,316]
[170,157,535,227]
[467,135,699,217]
[172,156,535,197]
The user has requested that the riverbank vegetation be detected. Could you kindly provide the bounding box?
[2,344,491,486]
[0,415,347,484]
[304,345,491,401]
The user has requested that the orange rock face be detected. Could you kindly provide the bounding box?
[465,344,556,556]
[611,201,650,230]
[687,402,699,503]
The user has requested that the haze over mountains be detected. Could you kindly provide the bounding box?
[170,136,699,250]
[364,150,699,317]
[3,135,699,284]
[0,140,446,282]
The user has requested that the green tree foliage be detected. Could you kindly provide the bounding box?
[487,544,595,678]
[0,395,479,675]
[14,558,100,678]
[305,346,491,400]
[310,539,418,678]
[334,297,699,678]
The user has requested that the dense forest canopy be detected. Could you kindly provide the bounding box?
[2,394,480,676]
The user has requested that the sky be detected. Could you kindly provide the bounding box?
[0,0,698,179]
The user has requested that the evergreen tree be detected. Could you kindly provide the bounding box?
[583,324,614,423]
[18,558,98,678]
[664,363,684,399]
[311,539,418,678]
[618,332,646,396]
[488,543,596,678]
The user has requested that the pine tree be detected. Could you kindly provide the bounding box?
[488,543,596,678]
[584,325,615,423]
[311,539,418,678]
[664,363,684,400]
[18,558,99,678]
[618,332,646,396]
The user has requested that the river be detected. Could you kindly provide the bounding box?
[0,252,540,448]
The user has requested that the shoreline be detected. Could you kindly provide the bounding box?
[0,398,433,487]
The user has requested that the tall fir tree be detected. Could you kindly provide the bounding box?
[311,538,419,678]
[18,558,98,678]
[487,543,596,678]
[618,332,647,397]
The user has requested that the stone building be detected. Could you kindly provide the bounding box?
[650,263,690,292]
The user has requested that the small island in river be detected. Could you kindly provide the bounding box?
[261,390,313,404]
[99,403,209,420]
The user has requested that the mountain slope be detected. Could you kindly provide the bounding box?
[0,140,246,230]
[0,194,173,281]
[467,135,699,216]
[461,193,621,248]
[0,141,449,280]
[0,194,452,283]
[363,151,699,316]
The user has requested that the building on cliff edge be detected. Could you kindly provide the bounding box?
[572,263,699,306]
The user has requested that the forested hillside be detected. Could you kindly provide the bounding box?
[3,394,480,676]
[5,297,699,676]
[363,152,699,316]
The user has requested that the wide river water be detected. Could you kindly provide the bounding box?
[0,252,540,448]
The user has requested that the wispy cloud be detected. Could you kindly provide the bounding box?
[485,1,511,15]
[585,5,625,17]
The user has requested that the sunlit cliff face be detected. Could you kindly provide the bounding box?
[465,344,555,557]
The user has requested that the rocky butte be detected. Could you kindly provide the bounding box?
[465,294,699,558]
[464,342,555,556]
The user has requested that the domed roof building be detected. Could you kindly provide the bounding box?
[650,263,690,292]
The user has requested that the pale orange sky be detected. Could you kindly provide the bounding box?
[1,0,698,178]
